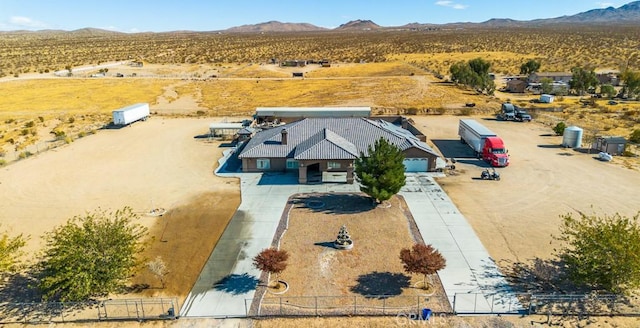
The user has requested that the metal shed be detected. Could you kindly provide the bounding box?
[593,136,627,155]
[255,107,371,124]
[209,123,243,138]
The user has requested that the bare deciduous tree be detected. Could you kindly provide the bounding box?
[147,256,169,289]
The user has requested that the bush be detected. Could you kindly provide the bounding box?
[25,121,35,128]
[553,122,567,136]
[555,211,640,294]
[630,129,640,144]
[0,159,6,166]
[18,151,32,159]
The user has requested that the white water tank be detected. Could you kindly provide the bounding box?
[562,126,583,148]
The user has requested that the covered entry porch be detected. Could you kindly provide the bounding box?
[296,159,355,184]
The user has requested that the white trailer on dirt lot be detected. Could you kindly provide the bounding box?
[112,103,150,126]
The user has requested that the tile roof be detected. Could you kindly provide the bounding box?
[238,117,439,160]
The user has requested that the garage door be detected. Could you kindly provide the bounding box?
[403,158,428,172]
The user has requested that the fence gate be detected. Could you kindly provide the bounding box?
[98,298,177,321]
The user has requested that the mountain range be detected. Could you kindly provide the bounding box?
[3,1,640,35]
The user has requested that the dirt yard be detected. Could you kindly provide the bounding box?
[0,117,240,303]
[410,115,640,270]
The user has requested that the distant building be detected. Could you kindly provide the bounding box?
[593,136,627,155]
[506,79,527,93]
[528,72,573,83]
[280,60,306,67]
[597,72,620,86]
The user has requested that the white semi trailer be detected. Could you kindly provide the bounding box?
[112,103,150,126]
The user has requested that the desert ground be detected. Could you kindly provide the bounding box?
[0,59,639,327]
[0,116,241,307]
[415,115,640,263]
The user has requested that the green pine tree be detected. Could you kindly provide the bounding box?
[355,137,406,204]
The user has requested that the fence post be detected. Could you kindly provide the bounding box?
[135,302,140,321]
[140,299,146,319]
[383,298,386,315]
[491,294,495,313]
[315,296,318,316]
[353,296,357,315]
[452,294,456,314]
[280,297,283,316]
[474,293,478,313]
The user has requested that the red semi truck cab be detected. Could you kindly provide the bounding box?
[482,137,510,167]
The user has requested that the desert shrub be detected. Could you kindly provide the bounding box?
[18,151,32,159]
[78,131,86,138]
[435,108,446,115]
[630,130,640,144]
[405,107,418,115]
[4,119,15,124]
[64,136,73,144]
[553,122,567,136]
[7,138,14,144]
[20,129,29,136]
[196,110,206,116]
[459,107,473,116]
[67,117,75,124]
[38,116,44,122]
[0,159,6,166]
[24,121,35,128]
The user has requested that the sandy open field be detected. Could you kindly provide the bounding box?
[0,117,239,268]
[411,115,640,270]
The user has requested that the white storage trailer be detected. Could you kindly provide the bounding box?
[112,103,150,126]
[458,119,497,154]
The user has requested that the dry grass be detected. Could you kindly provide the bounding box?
[271,194,447,311]
[0,79,172,116]
[130,191,240,304]
[387,51,539,76]
[305,61,422,78]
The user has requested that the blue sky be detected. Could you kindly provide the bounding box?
[0,1,628,32]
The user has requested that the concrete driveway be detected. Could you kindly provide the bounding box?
[180,149,518,317]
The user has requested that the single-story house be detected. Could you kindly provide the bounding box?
[593,136,627,155]
[597,72,620,86]
[528,72,573,83]
[506,79,527,93]
[237,117,440,184]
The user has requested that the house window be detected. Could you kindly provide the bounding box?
[256,158,270,170]
[286,159,299,169]
[327,161,341,169]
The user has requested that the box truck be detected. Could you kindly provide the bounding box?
[458,119,509,167]
[112,103,150,126]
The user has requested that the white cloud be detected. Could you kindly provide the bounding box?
[8,16,47,28]
[596,2,615,8]
[435,1,468,10]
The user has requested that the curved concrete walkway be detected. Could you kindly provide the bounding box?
[180,150,519,317]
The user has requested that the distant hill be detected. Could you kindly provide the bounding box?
[2,1,640,35]
[225,20,326,32]
[334,20,381,31]
[528,0,640,25]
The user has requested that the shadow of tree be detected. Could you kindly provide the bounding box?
[0,268,97,322]
[291,194,375,214]
[213,273,259,295]
[350,272,410,299]
[498,257,591,294]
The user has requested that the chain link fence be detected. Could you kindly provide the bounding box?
[251,294,451,317]
[0,298,178,324]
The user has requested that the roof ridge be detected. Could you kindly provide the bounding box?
[324,129,359,157]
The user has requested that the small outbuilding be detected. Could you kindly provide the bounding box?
[506,79,527,93]
[540,94,555,103]
[593,136,627,155]
[209,122,244,138]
